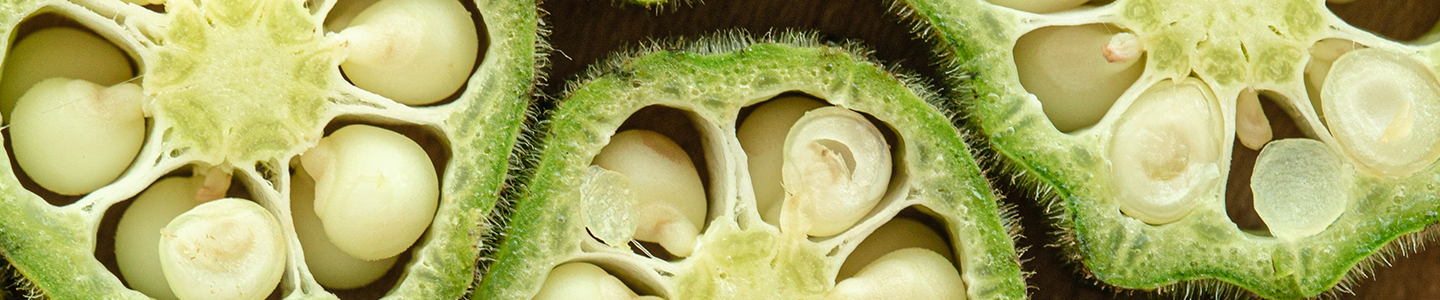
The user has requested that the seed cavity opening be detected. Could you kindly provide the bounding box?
[1,14,146,204]
[587,105,715,260]
[102,167,255,300]
[1110,78,1223,225]
[533,262,665,300]
[836,208,956,281]
[737,95,904,238]
[1014,23,1146,133]
[300,122,445,263]
[829,209,966,300]
[1321,48,1440,178]
[328,0,489,106]
[1225,91,1308,236]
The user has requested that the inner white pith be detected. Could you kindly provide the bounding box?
[1015,23,1145,133]
[545,98,964,299]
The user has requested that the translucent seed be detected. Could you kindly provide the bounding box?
[10,78,144,195]
[1236,88,1273,151]
[115,175,208,300]
[1015,24,1146,132]
[0,27,132,120]
[736,96,828,225]
[582,165,640,249]
[159,199,285,300]
[828,248,966,300]
[985,0,1089,14]
[1252,139,1350,241]
[838,218,952,280]
[593,130,706,257]
[782,107,891,237]
[300,125,439,260]
[1321,48,1440,177]
[291,164,396,289]
[1110,78,1223,225]
[339,0,478,105]
[533,263,663,300]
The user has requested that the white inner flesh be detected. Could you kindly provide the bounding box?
[781,107,892,237]
[159,198,285,300]
[291,164,397,289]
[837,218,954,280]
[1321,48,1440,178]
[115,175,210,300]
[582,165,641,249]
[532,263,662,300]
[0,27,132,121]
[339,0,478,105]
[300,125,439,261]
[1235,88,1273,151]
[1110,78,1223,225]
[1251,139,1351,241]
[736,96,828,226]
[827,248,966,300]
[10,78,144,195]
[591,130,707,257]
[1014,24,1146,132]
[984,0,1089,14]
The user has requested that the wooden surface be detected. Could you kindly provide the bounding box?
[543,0,1440,299]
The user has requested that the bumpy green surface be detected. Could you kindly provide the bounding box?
[901,0,1440,298]
[476,33,1025,300]
[0,0,536,298]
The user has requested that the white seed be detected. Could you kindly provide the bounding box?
[736,96,828,226]
[1252,139,1350,241]
[1235,88,1273,151]
[339,0,478,105]
[592,130,706,257]
[532,263,662,300]
[0,27,132,121]
[782,107,891,237]
[1110,78,1223,225]
[1015,24,1146,132]
[301,125,439,260]
[1304,39,1362,94]
[291,164,397,289]
[159,198,285,300]
[985,0,1089,13]
[837,218,952,280]
[1321,48,1440,177]
[11,78,144,195]
[827,248,966,300]
[115,175,209,300]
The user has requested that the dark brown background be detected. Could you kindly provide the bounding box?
[540,0,1440,299]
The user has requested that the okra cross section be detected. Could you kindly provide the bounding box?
[902,0,1440,298]
[476,33,1027,300]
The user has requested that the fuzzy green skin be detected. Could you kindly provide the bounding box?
[477,35,1025,299]
[903,0,1440,298]
[0,0,536,298]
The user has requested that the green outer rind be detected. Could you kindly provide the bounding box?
[901,0,1440,298]
[475,32,1025,299]
[383,0,538,298]
[0,0,538,298]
